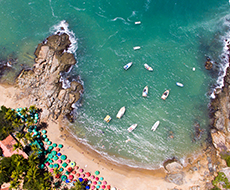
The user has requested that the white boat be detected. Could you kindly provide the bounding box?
[151,121,160,131]
[142,86,148,97]
[176,82,184,87]
[127,124,138,132]
[144,63,153,71]
[125,138,131,143]
[133,46,141,50]
[123,62,133,70]
[161,90,169,100]
[135,21,141,25]
[104,115,111,123]
[116,106,126,119]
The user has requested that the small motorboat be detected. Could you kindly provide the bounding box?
[135,21,141,25]
[161,90,169,100]
[116,106,126,119]
[124,62,133,70]
[127,124,138,132]
[176,82,184,87]
[142,86,148,97]
[144,63,153,71]
[151,121,160,131]
[104,115,111,123]
[133,46,141,50]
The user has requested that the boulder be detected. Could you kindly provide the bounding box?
[165,173,184,185]
[211,130,227,151]
[165,161,183,173]
[205,61,213,70]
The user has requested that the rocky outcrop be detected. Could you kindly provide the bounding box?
[16,33,83,121]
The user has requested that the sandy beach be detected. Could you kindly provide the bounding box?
[0,83,214,190]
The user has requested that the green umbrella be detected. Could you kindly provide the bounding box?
[47,141,51,145]
[48,160,53,163]
[42,134,47,138]
[48,154,53,159]
[51,151,57,155]
[49,164,53,168]
[52,143,57,147]
[60,155,67,160]
[95,171,100,175]
[58,144,63,148]
[59,168,64,172]
[62,163,68,168]
[99,177,104,181]
[53,163,59,168]
[53,156,58,161]
[44,138,49,142]
[48,146,53,150]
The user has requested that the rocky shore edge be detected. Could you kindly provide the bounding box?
[16,33,83,122]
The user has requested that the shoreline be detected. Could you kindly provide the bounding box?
[0,82,215,190]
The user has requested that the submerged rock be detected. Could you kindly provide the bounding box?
[16,33,83,121]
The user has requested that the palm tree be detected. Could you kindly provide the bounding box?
[70,179,85,190]
[28,153,40,167]
[13,142,23,152]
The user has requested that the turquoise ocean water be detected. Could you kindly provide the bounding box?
[1,0,230,169]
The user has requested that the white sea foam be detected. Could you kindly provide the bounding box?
[50,20,78,55]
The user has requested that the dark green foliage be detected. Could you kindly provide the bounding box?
[212,172,230,189]
[220,152,230,167]
[0,147,2,156]
[70,179,86,190]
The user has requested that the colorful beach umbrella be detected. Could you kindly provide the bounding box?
[95,177,99,181]
[95,170,100,175]
[72,171,76,174]
[52,143,57,147]
[79,168,84,173]
[58,160,62,164]
[96,185,100,189]
[51,151,57,155]
[58,144,63,148]
[59,168,64,172]
[53,156,58,161]
[85,172,91,177]
[53,163,59,168]
[98,181,102,185]
[74,166,79,170]
[91,186,95,189]
[90,175,95,179]
[47,141,51,145]
[80,174,85,178]
[107,185,111,190]
[76,173,80,177]
[99,177,104,181]
[78,178,83,182]
[86,186,90,190]
[42,130,47,134]
[62,163,68,168]
[101,185,106,189]
[103,181,107,185]
[93,181,97,185]
[66,159,70,163]
[70,161,76,167]
[69,175,74,180]
[61,155,67,160]
[55,147,60,151]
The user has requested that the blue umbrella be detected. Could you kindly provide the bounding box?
[78,178,83,182]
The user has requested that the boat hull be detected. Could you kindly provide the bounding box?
[151,121,160,131]
[142,86,148,97]
[127,124,138,132]
[144,63,153,71]
[116,106,126,119]
[124,62,133,70]
[161,90,169,100]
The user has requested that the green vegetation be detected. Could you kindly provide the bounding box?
[0,147,2,156]
[221,152,230,167]
[70,179,86,190]
[212,172,230,189]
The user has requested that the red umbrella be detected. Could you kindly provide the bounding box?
[85,172,91,177]
[103,181,107,185]
[93,181,97,185]
[107,185,111,189]
[55,148,60,151]
[69,175,74,180]
[80,174,85,178]
[95,177,99,181]
[90,175,95,179]
[101,185,105,189]
[76,173,80,177]
[55,174,61,178]
[79,168,84,173]
[74,166,79,170]
[72,171,76,174]
[67,167,72,172]
[66,159,70,163]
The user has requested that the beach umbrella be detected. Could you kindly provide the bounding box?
[76,173,80,177]
[80,174,85,178]
[98,181,102,185]
[58,144,63,148]
[57,152,61,156]
[86,186,90,190]
[67,167,72,172]
[79,168,84,173]
[103,181,107,185]
[58,160,62,164]
[48,154,53,159]
[90,175,95,179]
[59,168,64,172]
[42,130,47,134]
[93,181,97,185]
[51,151,57,155]
[95,170,100,175]
[42,134,47,138]
[107,185,111,189]
[47,141,51,145]
[66,159,70,163]
[78,178,83,182]
[53,163,59,168]
[95,177,99,181]
[65,171,70,175]
[45,163,49,166]
[48,146,53,150]
[55,147,60,151]
[91,186,95,189]
[69,175,74,180]
[62,163,68,168]
[111,187,116,190]
[85,172,91,177]
[84,178,88,182]
[49,164,53,168]
[96,185,100,189]
[48,160,53,163]
[87,180,92,185]
[50,168,54,172]
[99,177,104,181]
[70,161,76,167]
[74,166,79,170]
[40,164,44,169]
[72,171,76,174]
[52,143,57,147]
[65,179,70,183]
[55,174,61,178]
[101,185,106,189]
[61,155,67,160]
[53,156,58,161]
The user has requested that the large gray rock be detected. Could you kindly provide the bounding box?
[165,161,183,173]
[165,173,184,185]
[211,130,227,151]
